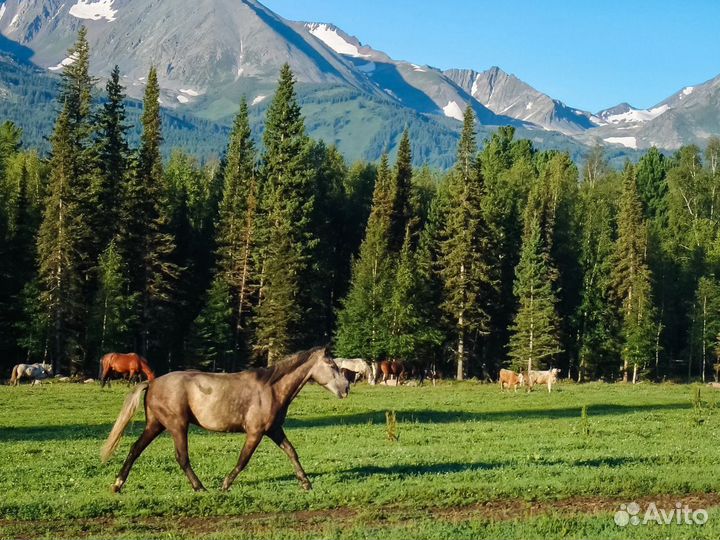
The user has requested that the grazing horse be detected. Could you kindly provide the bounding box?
[334,358,373,383]
[101,346,349,493]
[378,359,405,384]
[10,363,52,386]
[99,353,155,388]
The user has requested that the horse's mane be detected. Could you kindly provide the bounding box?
[252,346,326,385]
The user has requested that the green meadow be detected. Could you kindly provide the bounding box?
[1,380,719,539]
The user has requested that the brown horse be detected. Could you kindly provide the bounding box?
[378,359,405,384]
[101,346,349,493]
[99,353,155,388]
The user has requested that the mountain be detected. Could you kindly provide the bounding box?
[0,0,668,165]
[445,66,598,135]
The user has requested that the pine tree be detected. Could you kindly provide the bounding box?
[436,107,497,379]
[335,155,394,360]
[508,214,562,376]
[254,64,317,363]
[611,164,656,383]
[635,147,668,223]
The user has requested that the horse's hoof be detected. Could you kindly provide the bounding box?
[194,485,207,493]
[111,484,122,494]
[301,481,312,491]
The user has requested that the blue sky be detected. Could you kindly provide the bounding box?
[263,0,720,113]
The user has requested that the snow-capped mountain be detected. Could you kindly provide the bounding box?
[0,0,717,158]
[444,66,598,134]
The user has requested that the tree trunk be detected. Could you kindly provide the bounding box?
[632,363,638,384]
[622,357,628,383]
[702,294,707,383]
[456,320,464,381]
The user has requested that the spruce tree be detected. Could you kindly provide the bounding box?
[610,164,656,382]
[95,65,129,246]
[187,276,233,372]
[36,108,85,373]
[335,155,394,360]
[254,64,317,363]
[90,240,138,354]
[388,129,414,251]
[385,227,443,363]
[120,67,180,359]
[210,98,257,366]
[436,107,497,379]
[508,214,562,375]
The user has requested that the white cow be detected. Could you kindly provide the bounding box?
[527,368,560,393]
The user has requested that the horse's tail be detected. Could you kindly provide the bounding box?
[101,381,149,463]
[98,354,107,380]
[9,365,18,385]
[140,357,155,381]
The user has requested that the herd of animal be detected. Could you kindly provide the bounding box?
[7,350,562,493]
[499,367,561,393]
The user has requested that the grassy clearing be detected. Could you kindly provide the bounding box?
[1,380,719,538]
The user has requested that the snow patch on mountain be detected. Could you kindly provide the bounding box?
[470,74,480,97]
[411,64,426,72]
[306,23,368,57]
[0,4,6,22]
[69,0,117,22]
[602,105,669,124]
[179,88,201,97]
[604,136,637,149]
[176,95,189,104]
[48,52,79,71]
[442,100,464,121]
[251,95,267,106]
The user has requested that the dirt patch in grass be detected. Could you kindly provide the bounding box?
[4,492,720,539]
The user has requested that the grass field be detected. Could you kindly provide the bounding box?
[2,380,720,539]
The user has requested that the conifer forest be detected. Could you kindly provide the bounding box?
[3,30,720,385]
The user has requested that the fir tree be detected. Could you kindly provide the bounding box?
[187,276,233,372]
[36,108,85,373]
[385,227,443,363]
[388,129,414,251]
[254,64,317,363]
[211,98,257,367]
[90,240,138,354]
[508,214,562,376]
[335,155,394,360]
[610,164,656,382]
[436,107,497,379]
[95,65,129,245]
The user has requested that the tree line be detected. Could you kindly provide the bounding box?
[1,29,719,382]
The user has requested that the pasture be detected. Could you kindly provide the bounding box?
[2,380,720,539]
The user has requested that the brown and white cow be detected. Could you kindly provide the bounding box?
[527,368,560,393]
[499,368,524,392]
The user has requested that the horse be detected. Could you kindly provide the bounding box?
[101,346,349,493]
[378,359,405,384]
[10,363,52,386]
[99,353,155,388]
[334,358,373,383]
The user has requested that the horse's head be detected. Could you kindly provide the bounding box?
[42,363,53,376]
[310,346,349,399]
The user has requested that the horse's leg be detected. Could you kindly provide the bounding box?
[221,432,262,491]
[268,428,311,491]
[112,420,164,493]
[169,426,206,492]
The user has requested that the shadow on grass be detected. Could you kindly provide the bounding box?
[286,401,690,428]
[1,402,689,442]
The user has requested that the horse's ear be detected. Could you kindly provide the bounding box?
[323,344,332,356]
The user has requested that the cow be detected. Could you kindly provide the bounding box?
[527,368,560,393]
[499,368,524,392]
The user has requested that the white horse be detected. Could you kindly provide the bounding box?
[10,363,53,386]
[333,358,374,384]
